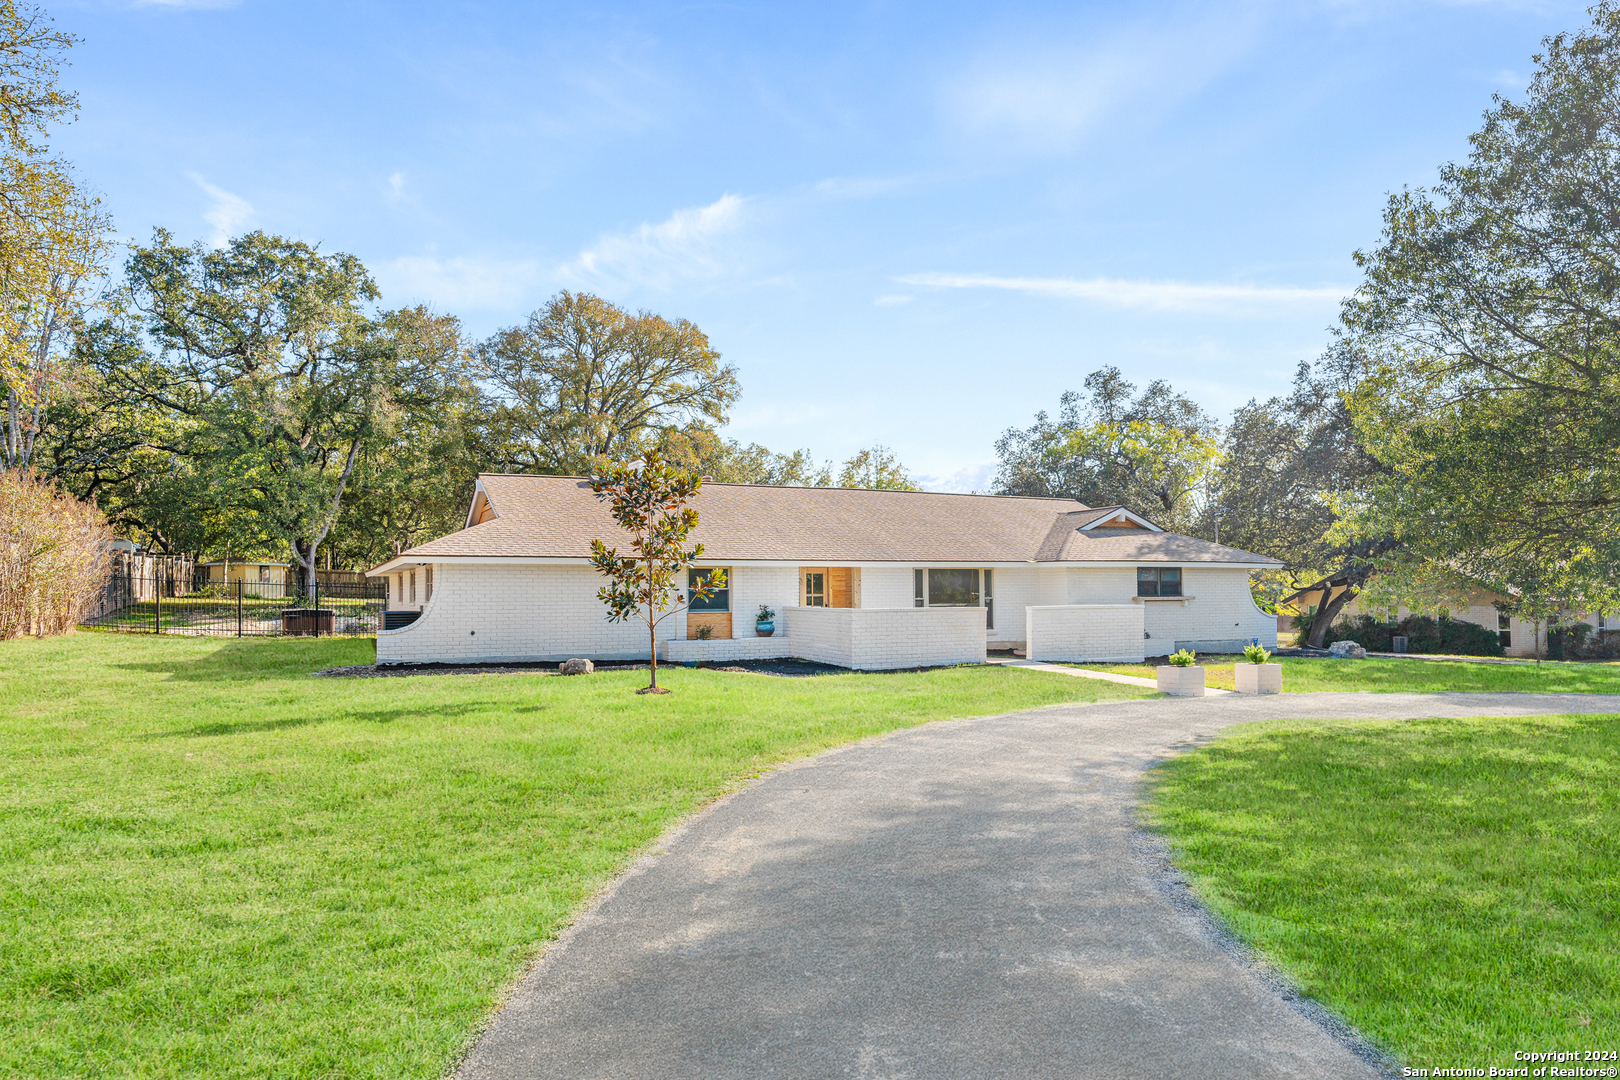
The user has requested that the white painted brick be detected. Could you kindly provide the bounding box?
[1026,605,1145,663]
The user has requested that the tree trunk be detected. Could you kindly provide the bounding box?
[1307,587,1357,649]
[647,611,659,690]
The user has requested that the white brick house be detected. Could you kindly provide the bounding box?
[366,475,1281,669]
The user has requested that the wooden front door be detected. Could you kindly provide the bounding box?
[801,567,858,608]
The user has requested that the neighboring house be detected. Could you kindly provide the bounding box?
[365,474,1281,669]
[201,561,291,589]
[1283,582,1610,658]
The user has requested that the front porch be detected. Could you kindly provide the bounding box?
[662,604,987,670]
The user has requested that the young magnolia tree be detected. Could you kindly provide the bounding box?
[589,451,724,694]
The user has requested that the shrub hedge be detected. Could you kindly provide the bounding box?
[1327,613,1505,657]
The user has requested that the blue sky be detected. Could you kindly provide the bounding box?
[55,0,1582,489]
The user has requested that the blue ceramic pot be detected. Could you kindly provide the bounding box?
[755,620,775,637]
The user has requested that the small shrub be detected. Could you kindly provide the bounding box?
[695,623,714,640]
[1243,643,1271,664]
[756,604,775,622]
[1168,648,1197,667]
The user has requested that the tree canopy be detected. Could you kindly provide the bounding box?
[1340,1,1620,611]
[994,367,1219,534]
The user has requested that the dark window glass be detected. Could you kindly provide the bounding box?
[914,568,925,608]
[928,568,980,607]
[688,568,729,611]
[1137,568,1182,597]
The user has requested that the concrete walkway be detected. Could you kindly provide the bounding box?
[458,692,1620,1080]
[988,656,1234,694]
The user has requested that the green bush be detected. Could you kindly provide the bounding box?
[1168,648,1197,667]
[1328,614,1504,657]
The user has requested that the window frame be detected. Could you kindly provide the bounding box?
[1137,567,1182,598]
[688,568,730,612]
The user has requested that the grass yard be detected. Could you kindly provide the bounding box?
[1076,654,1620,693]
[0,634,1146,1079]
[1147,714,1620,1068]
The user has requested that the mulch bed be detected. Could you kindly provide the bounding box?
[316,657,857,679]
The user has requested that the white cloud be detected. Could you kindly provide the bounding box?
[874,294,914,306]
[378,254,547,312]
[561,194,749,290]
[915,462,997,494]
[188,174,254,247]
[944,14,1257,153]
[387,172,407,199]
[898,272,1346,313]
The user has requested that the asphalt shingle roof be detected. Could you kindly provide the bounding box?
[387,474,1281,567]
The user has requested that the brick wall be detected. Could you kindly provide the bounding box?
[1148,567,1277,654]
[783,605,986,669]
[680,565,799,640]
[1026,604,1145,663]
[377,563,670,664]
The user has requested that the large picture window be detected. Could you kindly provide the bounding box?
[927,568,980,607]
[1137,567,1182,597]
[688,568,729,611]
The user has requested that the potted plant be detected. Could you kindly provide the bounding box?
[1235,643,1282,695]
[755,604,776,637]
[1156,648,1205,697]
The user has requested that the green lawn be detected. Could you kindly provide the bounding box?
[1146,714,1620,1067]
[1076,655,1620,693]
[0,634,1146,1079]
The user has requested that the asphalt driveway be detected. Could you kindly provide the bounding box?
[457,692,1620,1080]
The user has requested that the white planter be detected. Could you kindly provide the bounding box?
[1235,663,1282,695]
[1157,665,1206,697]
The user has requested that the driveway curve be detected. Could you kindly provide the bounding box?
[458,692,1620,1080]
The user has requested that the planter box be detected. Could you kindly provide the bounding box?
[1156,665,1206,697]
[1234,662,1282,695]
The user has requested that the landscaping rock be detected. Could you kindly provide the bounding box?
[1327,641,1367,659]
[558,658,595,675]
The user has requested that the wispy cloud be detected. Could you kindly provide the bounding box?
[378,254,546,312]
[562,193,749,290]
[944,13,1257,154]
[188,174,254,247]
[874,294,913,306]
[898,272,1346,313]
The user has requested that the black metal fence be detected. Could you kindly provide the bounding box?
[81,571,386,637]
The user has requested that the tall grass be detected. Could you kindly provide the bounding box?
[0,468,111,637]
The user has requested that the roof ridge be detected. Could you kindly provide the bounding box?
[478,472,1089,506]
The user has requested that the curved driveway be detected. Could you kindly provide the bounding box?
[458,692,1620,1080]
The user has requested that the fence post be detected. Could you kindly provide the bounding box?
[314,578,321,638]
[155,578,161,635]
[237,580,243,637]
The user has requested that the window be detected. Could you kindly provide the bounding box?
[914,568,925,608]
[983,568,994,630]
[1599,611,1608,632]
[927,568,980,607]
[689,568,729,611]
[410,571,417,604]
[1137,567,1182,597]
[803,571,825,607]
[425,567,433,602]
[259,565,274,584]
[1497,608,1512,649]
